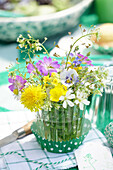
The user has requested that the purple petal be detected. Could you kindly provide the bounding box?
[36,60,43,65]
[43,56,52,65]
[27,64,35,73]
[50,61,60,68]
[16,75,23,82]
[77,53,84,58]
[8,78,14,83]
[20,78,27,85]
[15,76,26,86]
[49,69,57,75]
[23,79,27,84]
[69,53,74,57]
[84,56,88,60]
[39,66,48,76]
[20,85,25,90]
[36,61,44,69]
[9,85,14,92]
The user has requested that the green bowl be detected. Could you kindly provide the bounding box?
[93,44,113,55]
[0,0,93,42]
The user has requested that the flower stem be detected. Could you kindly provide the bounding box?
[41,44,50,57]
[65,33,96,68]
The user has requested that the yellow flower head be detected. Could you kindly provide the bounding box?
[50,84,67,102]
[43,75,51,84]
[52,78,60,86]
[13,89,19,95]
[20,85,47,112]
[51,72,57,77]
[74,66,82,72]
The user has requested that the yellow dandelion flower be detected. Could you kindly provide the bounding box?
[50,84,67,102]
[20,85,47,112]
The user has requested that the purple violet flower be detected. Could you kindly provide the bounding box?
[73,57,82,67]
[8,75,26,92]
[60,68,78,87]
[36,56,60,76]
[69,53,74,57]
[77,53,94,66]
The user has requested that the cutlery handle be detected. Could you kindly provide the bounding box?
[15,119,35,139]
[23,119,35,135]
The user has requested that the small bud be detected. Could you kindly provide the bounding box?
[16,46,20,50]
[28,34,32,38]
[44,37,47,41]
[53,53,60,57]
[70,45,73,49]
[81,43,85,45]
[83,29,86,32]
[55,45,60,48]
[68,32,71,35]
[16,61,20,64]
[86,52,91,56]
[26,61,29,65]
[74,46,79,51]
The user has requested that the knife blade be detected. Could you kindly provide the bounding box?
[0,119,35,148]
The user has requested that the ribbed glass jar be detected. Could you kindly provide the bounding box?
[36,105,87,142]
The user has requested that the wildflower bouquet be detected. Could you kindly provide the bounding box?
[8,26,108,152]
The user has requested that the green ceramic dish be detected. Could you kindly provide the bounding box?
[0,0,93,42]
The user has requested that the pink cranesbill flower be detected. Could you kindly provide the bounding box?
[8,75,26,92]
[27,64,35,74]
[36,56,60,76]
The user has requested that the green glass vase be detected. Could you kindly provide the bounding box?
[35,105,89,141]
[31,105,91,153]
